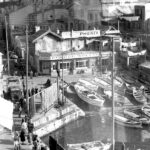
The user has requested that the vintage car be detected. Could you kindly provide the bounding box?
[7,76,22,88]
[6,76,23,103]
[8,86,23,103]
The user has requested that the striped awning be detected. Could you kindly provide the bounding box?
[120,16,140,22]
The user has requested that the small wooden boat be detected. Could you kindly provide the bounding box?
[77,79,99,91]
[95,77,125,96]
[94,77,111,90]
[114,114,142,128]
[74,83,105,107]
[124,109,150,125]
[120,74,135,84]
[133,88,147,104]
[125,86,147,105]
[143,88,150,102]
[67,140,111,150]
[141,105,150,118]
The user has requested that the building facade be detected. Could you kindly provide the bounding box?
[32,29,113,75]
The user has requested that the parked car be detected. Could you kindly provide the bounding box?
[6,76,23,102]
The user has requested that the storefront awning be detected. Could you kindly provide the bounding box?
[119,16,140,22]
[139,61,150,69]
[121,49,147,57]
[127,50,146,57]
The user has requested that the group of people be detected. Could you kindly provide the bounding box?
[14,116,48,150]
[13,116,34,149]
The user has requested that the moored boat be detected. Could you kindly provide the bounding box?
[125,86,147,105]
[141,105,150,118]
[67,140,111,150]
[77,79,99,91]
[143,88,150,103]
[74,83,105,107]
[94,77,111,90]
[120,73,135,85]
[114,114,142,128]
[95,77,125,96]
[133,88,147,104]
[124,109,150,125]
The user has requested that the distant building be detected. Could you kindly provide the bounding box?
[28,5,69,32]
[118,3,150,54]
[66,0,102,30]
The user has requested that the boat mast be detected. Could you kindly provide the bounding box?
[112,37,115,150]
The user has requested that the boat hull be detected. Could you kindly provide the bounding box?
[76,89,104,107]
[115,120,142,128]
[74,85,104,107]
[115,115,142,128]
[125,89,146,105]
[141,106,150,118]
[67,140,111,150]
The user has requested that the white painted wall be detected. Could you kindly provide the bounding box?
[35,35,85,54]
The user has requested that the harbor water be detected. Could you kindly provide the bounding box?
[41,86,150,150]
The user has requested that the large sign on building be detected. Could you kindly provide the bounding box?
[62,30,101,39]
[39,51,112,60]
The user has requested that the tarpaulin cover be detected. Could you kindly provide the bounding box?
[0,97,13,130]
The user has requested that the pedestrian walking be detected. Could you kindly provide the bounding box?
[20,130,26,145]
[32,134,40,150]
[28,89,31,97]
[21,118,28,139]
[31,88,35,96]
[18,105,22,118]
[23,89,26,98]
[20,97,24,108]
[13,131,20,150]
[35,87,38,94]
[30,70,33,79]
[27,119,34,144]
[25,115,30,123]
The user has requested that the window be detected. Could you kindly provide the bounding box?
[76,60,87,68]
[60,62,70,69]
[43,62,50,69]
[95,14,98,22]
[102,59,108,66]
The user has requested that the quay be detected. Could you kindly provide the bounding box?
[32,98,85,138]
[0,73,93,150]
[0,70,148,150]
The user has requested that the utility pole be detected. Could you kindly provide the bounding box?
[111,37,115,150]
[41,0,44,22]
[62,52,64,104]
[5,15,10,75]
[99,38,103,76]
[26,25,29,115]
